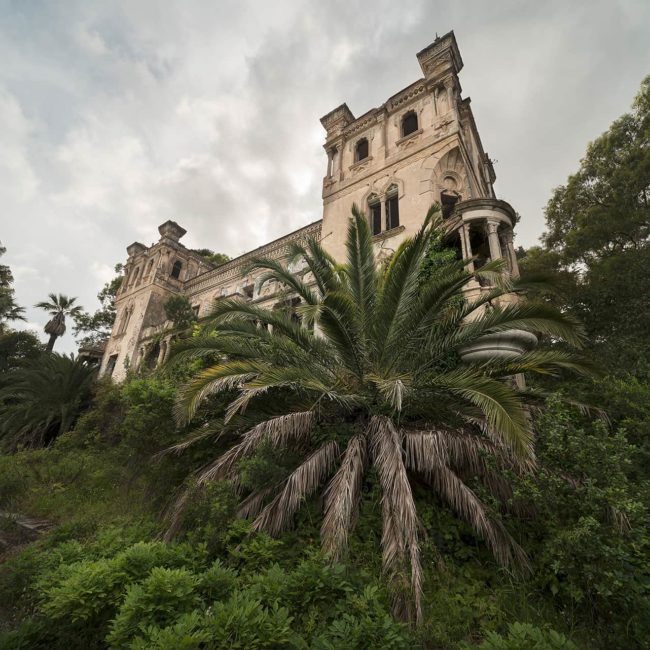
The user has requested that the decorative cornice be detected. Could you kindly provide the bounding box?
[386,81,427,112]
[416,31,463,78]
[342,109,379,138]
[320,103,355,137]
[184,221,323,295]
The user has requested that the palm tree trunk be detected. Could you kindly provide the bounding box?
[46,333,58,352]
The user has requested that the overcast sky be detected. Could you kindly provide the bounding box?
[1,0,649,353]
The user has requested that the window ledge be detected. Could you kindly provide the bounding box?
[395,128,423,147]
[372,225,405,242]
[349,155,373,170]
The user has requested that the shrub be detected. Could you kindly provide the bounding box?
[460,622,577,649]
[107,567,201,648]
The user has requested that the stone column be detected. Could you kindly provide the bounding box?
[326,149,333,177]
[504,230,519,278]
[380,199,387,232]
[486,220,502,260]
[459,224,474,272]
[164,337,173,362]
[156,341,166,366]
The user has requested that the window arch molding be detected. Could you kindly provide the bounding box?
[377,176,405,200]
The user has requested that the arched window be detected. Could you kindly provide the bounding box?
[385,185,399,230]
[145,259,154,281]
[131,267,141,286]
[118,306,132,335]
[170,260,182,280]
[355,138,369,162]
[402,111,418,137]
[440,175,461,218]
[368,194,381,236]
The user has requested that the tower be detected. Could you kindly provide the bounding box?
[319,31,520,282]
[100,221,214,381]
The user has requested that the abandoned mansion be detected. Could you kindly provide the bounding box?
[99,32,524,381]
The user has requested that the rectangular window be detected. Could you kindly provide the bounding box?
[386,196,399,230]
[370,203,381,235]
[105,354,118,377]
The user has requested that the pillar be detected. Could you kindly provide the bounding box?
[486,220,502,261]
[504,230,519,278]
[156,341,166,366]
[459,224,474,272]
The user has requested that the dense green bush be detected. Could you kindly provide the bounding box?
[0,527,410,650]
[461,622,577,649]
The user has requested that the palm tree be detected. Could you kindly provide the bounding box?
[165,206,589,622]
[0,353,96,449]
[35,293,83,352]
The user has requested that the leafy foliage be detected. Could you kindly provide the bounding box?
[72,264,123,347]
[192,248,231,266]
[164,295,197,330]
[0,354,96,448]
[166,205,588,622]
[0,241,25,327]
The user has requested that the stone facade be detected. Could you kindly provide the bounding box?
[100,31,521,381]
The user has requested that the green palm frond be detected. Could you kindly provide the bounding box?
[165,204,591,625]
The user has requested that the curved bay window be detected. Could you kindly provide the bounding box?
[385,185,399,230]
[368,194,381,235]
[355,137,369,162]
[401,111,418,137]
[170,260,182,280]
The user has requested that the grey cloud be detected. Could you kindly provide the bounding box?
[0,0,648,353]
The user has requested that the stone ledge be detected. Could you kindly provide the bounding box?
[372,225,405,242]
[395,128,423,147]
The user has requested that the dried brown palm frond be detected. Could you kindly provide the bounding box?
[321,434,366,560]
[237,486,278,519]
[403,428,534,477]
[196,411,316,485]
[369,416,423,623]
[161,488,191,542]
[253,440,339,536]
[423,459,529,572]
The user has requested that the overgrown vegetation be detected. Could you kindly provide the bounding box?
[0,78,649,649]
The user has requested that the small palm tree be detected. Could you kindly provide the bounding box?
[0,353,96,449]
[35,293,83,352]
[165,206,589,622]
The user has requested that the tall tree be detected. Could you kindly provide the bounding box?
[35,294,83,352]
[0,241,25,330]
[164,206,588,622]
[521,76,650,376]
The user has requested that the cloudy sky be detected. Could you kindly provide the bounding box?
[1,0,649,352]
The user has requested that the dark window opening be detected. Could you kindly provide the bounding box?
[171,260,182,280]
[443,229,464,261]
[275,297,301,325]
[105,354,118,377]
[402,111,418,137]
[355,138,369,161]
[469,225,491,283]
[242,284,254,300]
[386,190,399,230]
[369,199,381,236]
[144,343,160,370]
[441,191,460,218]
[192,305,200,318]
